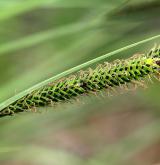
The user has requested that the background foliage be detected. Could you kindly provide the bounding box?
[0,0,160,164]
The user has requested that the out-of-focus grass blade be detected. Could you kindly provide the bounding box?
[0,5,118,56]
[0,0,59,22]
[0,22,91,56]
[47,0,122,7]
[11,146,84,165]
[0,0,125,22]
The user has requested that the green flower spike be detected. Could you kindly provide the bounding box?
[1,46,160,117]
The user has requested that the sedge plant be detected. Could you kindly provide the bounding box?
[0,42,160,117]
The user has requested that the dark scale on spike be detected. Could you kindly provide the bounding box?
[156,60,160,66]
[130,66,133,70]
[125,67,128,71]
[1,46,160,117]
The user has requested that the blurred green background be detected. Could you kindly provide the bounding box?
[0,0,160,164]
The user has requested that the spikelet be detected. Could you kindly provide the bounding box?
[1,46,160,117]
